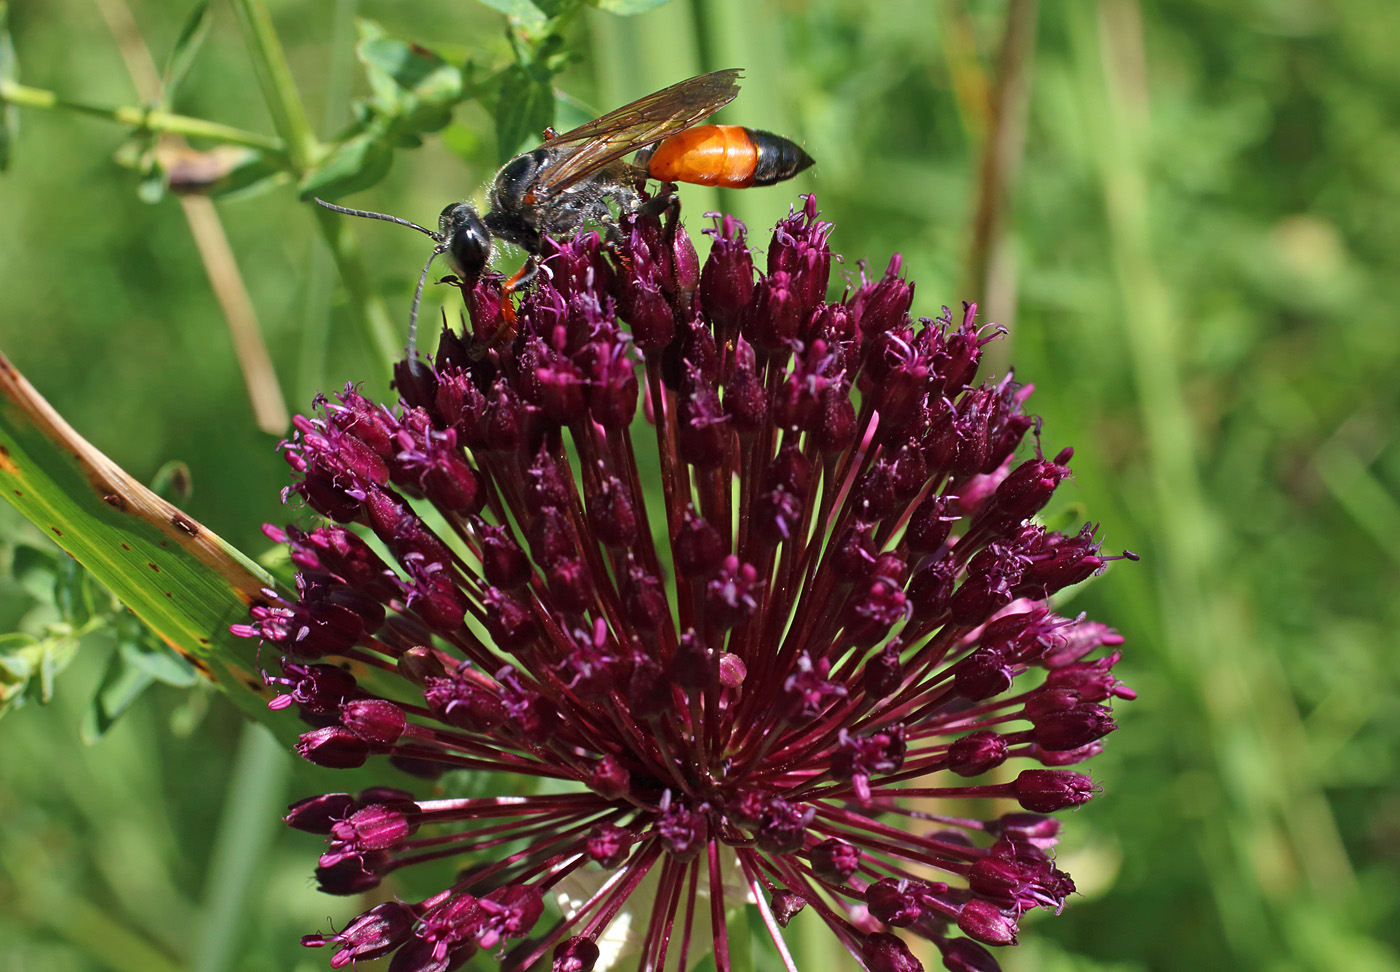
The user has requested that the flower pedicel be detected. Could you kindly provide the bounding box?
[236,196,1135,972]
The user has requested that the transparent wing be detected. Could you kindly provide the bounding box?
[536,69,742,195]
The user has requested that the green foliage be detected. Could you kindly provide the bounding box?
[1,0,1399,971]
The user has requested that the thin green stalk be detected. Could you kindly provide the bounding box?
[0,79,285,154]
[192,723,291,972]
[230,0,400,373]
[228,0,317,171]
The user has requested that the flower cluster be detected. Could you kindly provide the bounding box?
[236,196,1134,972]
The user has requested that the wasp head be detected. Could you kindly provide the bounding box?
[439,203,491,283]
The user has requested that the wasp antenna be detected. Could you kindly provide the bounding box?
[406,247,443,362]
[313,198,441,240]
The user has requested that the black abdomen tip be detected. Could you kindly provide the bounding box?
[748,129,815,187]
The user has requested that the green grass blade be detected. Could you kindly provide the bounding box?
[0,351,283,728]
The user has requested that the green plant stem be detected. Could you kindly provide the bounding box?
[228,0,317,172]
[0,79,284,154]
[230,0,400,373]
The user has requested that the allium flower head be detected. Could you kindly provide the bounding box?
[237,196,1135,972]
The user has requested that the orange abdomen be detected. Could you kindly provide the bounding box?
[646,125,759,188]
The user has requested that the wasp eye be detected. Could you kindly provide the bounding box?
[447,210,491,282]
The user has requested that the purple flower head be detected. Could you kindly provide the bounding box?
[239,197,1133,972]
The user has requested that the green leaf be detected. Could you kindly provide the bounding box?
[358,37,462,106]
[474,0,548,26]
[0,629,80,711]
[298,130,394,199]
[148,461,193,504]
[0,2,18,171]
[592,0,674,14]
[0,351,283,730]
[161,2,212,110]
[81,633,198,742]
[495,65,554,162]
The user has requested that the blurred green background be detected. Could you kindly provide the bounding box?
[2,0,1398,970]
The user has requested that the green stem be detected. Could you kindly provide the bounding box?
[313,206,404,373]
[230,0,400,373]
[228,0,318,172]
[0,79,285,154]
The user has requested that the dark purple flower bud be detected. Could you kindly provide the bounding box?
[587,476,639,548]
[482,588,538,652]
[742,270,803,353]
[302,901,415,966]
[863,645,903,698]
[907,557,956,621]
[974,452,1072,532]
[831,522,879,580]
[499,671,558,743]
[1014,769,1097,812]
[678,378,730,469]
[1044,651,1134,701]
[700,213,754,329]
[314,853,387,896]
[830,724,906,800]
[341,699,407,746]
[854,461,899,520]
[582,338,639,429]
[809,838,861,883]
[866,877,943,927]
[588,755,630,800]
[851,254,914,340]
[547,557,593,613]
[586,822,632,867]
[553,936,600,972]
[524,447,572,515]
[948,730,1009,777]
[297,726,370,768]
[675,508,727,579]
[905,493,955,555]
[779,652,846,724]
[622,562,669,629]
[284,793,356,833]
[530,506,578,566]
[483,380,523,453]
[478,525,531,589]
[812,382,857,454]
[535,354,588,424]
[657,797,705,860]
[754,796,814,855]
[862,932,924,972]
[1030,701,1117,752]
[624,283,675,350]
[266,661,359,715]
[723,343,770,434]
[957,899,1019,946]
[767,195,832,318]
[842,578,909,647]
[619,652,666,719]
[329,804,413,853]
[940,937,1003,972]
[953,649,1014,702]
[423,674,508,732]
[754,487,804,545]
[477,885,544,947]
[663,318,720,391]
[705,556,761,630]
[770,890,806,926]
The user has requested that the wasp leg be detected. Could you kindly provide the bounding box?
[637,181,680,219]
[497,257,540,331]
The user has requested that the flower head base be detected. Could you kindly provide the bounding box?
[240,195,1135,972]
